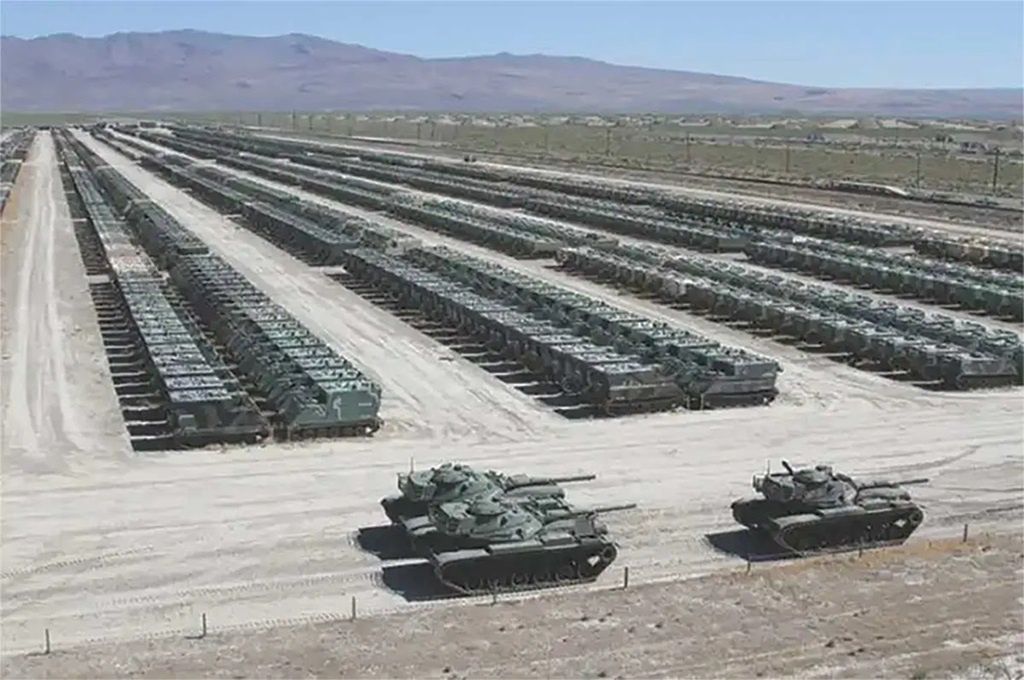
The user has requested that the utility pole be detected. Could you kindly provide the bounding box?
[784,141,791,174]
[291,111,296,130]
[915,152,921,188]
[991,148,1001,193]
[685,133,691,163]
[604,127,611,157]
[308,114,313,131]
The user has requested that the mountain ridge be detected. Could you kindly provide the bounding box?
[2,30,1020,116]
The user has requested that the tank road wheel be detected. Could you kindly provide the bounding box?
[510,572,529,589]
[554,562,579,583]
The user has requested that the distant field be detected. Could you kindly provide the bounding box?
[6,110,1022,197]
[208,112,1023,199]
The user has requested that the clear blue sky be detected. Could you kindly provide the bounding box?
[3,1,1022,88]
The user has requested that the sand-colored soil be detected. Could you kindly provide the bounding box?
[3,534,1021,678]
[0,132,1021,675]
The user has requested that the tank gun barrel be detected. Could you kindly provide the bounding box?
[504,473,597,489]
[857,477,930,489]
[550,502,637,518]
[590,502,637,514]
[539,474,598,484]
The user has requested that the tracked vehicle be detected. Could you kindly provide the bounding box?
[410,494,634,594]
[381,462,595,525]
[731,461,927,555]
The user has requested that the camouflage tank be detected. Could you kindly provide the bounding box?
[731,460,927,555]
[380,462,596,525]
[408,493,634,594]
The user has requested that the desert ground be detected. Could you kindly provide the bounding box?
[1,129,1021,676]
[4,534,1022,679]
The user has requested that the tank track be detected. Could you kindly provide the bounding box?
[433,542,619,596]
[771,506,924,556]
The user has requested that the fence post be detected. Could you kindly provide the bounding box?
[991,149,1000,194]
[44,628,50,655]
[963,523,969,543]
[351,595,357,621]
[622,566,629,589]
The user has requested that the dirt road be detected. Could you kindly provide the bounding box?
[0,132,130,478]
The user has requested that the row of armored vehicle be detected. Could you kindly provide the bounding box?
[375,460,927,595]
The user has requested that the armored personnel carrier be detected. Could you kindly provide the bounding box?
[731,461,927,555]
[381,462,595,527]
[410,494,634,594]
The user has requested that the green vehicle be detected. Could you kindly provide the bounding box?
[731,461,927,556]
[409,494,634,594]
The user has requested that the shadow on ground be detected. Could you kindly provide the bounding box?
[355,525,415,560]
[379,562,459,601]
[704,529,798,563]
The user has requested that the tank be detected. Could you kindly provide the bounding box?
[408,493,635,594]
[731,460,927,555]
[380,462,596,525]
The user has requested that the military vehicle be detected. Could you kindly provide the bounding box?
[380,462,596,526]
[409,493,634,594]
[731,460,927,555]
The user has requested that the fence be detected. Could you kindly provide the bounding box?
[17,522,984,658]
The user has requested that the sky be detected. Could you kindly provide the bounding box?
[2,1,1022,89]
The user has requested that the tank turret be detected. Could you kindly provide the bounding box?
[380,462,596,525]
[733,460,927,555]
[407,494,634,595]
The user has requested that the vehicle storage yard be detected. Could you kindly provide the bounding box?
[1,127,1022,675]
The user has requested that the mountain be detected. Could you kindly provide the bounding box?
[1,30,1020,117]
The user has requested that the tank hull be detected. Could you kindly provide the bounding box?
[731,497,925,556]
[428,540,620,595]
[381,495,422,524]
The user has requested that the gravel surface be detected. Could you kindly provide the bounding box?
[3,533,1021,678]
